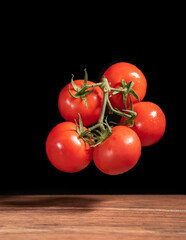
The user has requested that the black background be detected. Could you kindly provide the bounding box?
[1,6,185,194]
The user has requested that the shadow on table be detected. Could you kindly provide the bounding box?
[0,195,102,212]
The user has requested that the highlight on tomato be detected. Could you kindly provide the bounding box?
[120,101,166,146]
[101,62,147,110]
[93,126,142,175]
[46,122,93,173]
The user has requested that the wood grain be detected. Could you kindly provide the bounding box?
[0,195,186,239]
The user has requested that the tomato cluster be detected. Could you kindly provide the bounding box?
[46,62,166,175]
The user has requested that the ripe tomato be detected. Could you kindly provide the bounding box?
[102,62,147,110]
[93,126,141,175]
[58,80,103,126]
[46,122,93,173]
[120,102,166,146]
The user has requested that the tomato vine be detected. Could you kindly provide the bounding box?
[69,69,140,146]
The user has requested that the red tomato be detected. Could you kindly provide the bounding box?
[120,102,166,146]
[46,122,93,173]
[58,80,103,126]
[102,62,147,110]
[93,126,141,175]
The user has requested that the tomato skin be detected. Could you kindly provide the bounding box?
[93,126,141,175]
[46,122,92,173]
[58,80,103,126]
[102,62,147,110]
[120,102,166,146]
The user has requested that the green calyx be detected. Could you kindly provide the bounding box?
[91,119,112,147]
[78,114,112,147]
[108,79,140,127]
[110,79,140,109]
[68,69,96,108]
[75,114,94,144]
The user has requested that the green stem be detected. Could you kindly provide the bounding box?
[78,75,139,144]
[85,82,102,89]
[80,77,110,137]
[110,87,127,93]
[98,91,109,131]
[80,123,101,138]
[107,98,132,118]
[98,77,110,130]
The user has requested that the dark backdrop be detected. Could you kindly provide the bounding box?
[2,7,185,194]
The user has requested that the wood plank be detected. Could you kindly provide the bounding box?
[0,195,186,240]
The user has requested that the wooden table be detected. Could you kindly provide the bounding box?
[0,195,186,239]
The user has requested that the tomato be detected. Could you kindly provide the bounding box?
[93,126,141,175]
[58,80,103,126]
[102,62,147,110]
[120,102,166,146]
[46,122,93,173]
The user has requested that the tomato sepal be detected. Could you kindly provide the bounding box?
[88,119,112,147]
[110,80,140,111]
[74,113,95,145]
[67,70,97,108]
